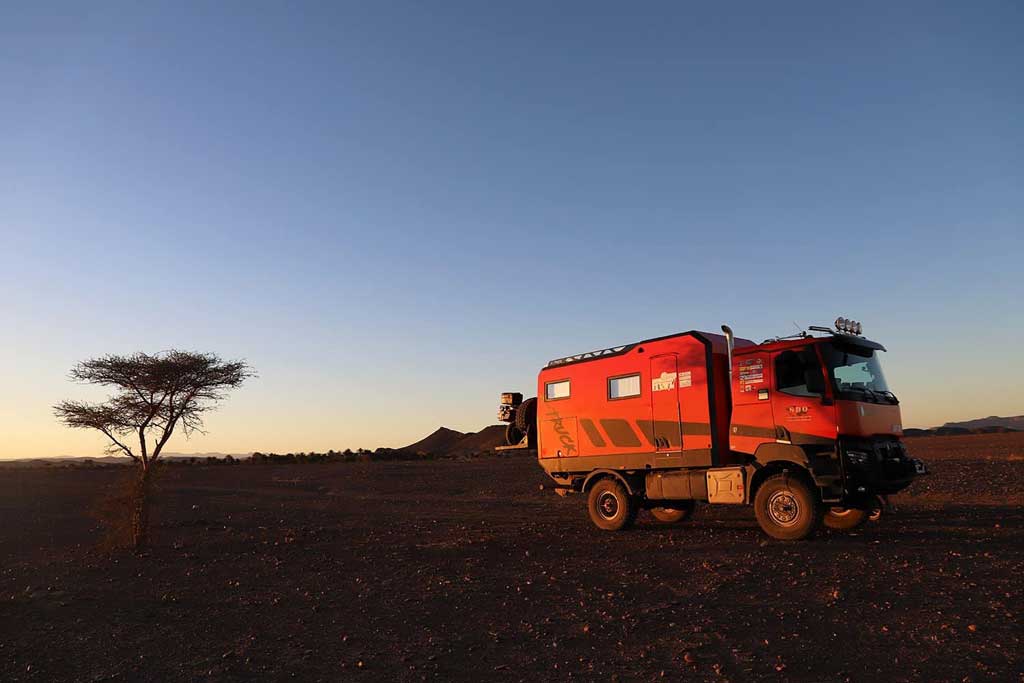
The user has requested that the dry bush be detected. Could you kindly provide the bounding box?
[90,468,162,552]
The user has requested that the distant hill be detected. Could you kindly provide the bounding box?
[399,427,468,455]
[445,425,508,455]
[398,425,508,457]
[941,415,1024,431]
[904,415,1021,438]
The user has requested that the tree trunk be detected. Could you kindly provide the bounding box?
[132,466,153,552]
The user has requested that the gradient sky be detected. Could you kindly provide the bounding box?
[2,1,1022,458]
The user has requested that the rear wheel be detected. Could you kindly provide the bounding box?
[824,507,868,531]
[587,479,637,531]
[649,501,695,524]
[754,474,822,541]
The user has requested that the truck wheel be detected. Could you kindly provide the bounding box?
[505,423,524,446]
[587,479,636,531]
[649,501,695,524]
[754,474,822,541]
[824,507,868,531]
[515,398,538,448]
[867,495,886,522]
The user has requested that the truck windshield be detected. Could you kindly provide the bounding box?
[819,341,895,402]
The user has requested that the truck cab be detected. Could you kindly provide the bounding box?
[729,324,924,525]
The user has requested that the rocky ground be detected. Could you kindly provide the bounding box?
[1,433,1021,681]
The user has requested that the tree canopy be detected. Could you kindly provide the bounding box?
[55,351,254,468]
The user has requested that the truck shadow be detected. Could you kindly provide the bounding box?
[644,504,1024,546]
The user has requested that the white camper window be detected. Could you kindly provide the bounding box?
[545,379,571,400]
[608,374,641,399]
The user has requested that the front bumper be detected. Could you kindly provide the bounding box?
[839,438,924,498]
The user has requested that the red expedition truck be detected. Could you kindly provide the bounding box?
[498,318,927,540]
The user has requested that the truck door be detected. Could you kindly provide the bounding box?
[650,354,682,453]
[770,346,834,444]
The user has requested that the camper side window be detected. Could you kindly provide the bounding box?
[608,374,641,399]
[545,380,571,400]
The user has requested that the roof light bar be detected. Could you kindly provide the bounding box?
[834,317,863,336]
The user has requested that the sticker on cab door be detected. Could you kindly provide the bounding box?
[738,358,765,392]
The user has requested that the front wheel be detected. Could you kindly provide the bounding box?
[587,479,637,531]
[754,474,822,541]
[649,500,695,524]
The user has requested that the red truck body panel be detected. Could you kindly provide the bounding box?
[536,331,740,473]
[534,328,904,476]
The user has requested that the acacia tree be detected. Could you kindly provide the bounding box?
[55,351,253,551]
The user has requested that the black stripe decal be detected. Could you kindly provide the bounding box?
[635,420,657,446]
[682,422,711,436]
[599,419,642,447]
[791,433,837,446]
[732,423,837,446]
[579,418,606,447]
[731,424,777,439]
[540,449,715,473]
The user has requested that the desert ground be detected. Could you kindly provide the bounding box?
[1,432,1022,682]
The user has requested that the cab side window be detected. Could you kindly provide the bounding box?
[775,348,825,397]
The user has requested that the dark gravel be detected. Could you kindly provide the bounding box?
[1,433,1021,681]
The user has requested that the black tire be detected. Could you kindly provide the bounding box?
[515,398,538,447]
[505,423,524,446]
[824,507,868,531]
[867,495,886,522]
[753,474,822,541]
[587,478,637,531]
[649,500,695,524]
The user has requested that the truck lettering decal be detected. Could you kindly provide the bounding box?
[545,408,577,456]
[785,405,812,422]
[652,371,694,392]
[652,372,676,392]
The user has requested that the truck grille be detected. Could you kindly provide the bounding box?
[875,440,914,479]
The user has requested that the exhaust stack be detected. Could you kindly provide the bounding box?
[721,324,734,386]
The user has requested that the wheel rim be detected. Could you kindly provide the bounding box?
[767,490,800,526]
[597,492,619,520]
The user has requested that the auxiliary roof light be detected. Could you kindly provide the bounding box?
[834,317,863,335]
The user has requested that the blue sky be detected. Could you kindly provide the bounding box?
[1,1,1022,457]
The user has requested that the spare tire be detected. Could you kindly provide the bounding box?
[515,397,538,448]
[515,397,537,431]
